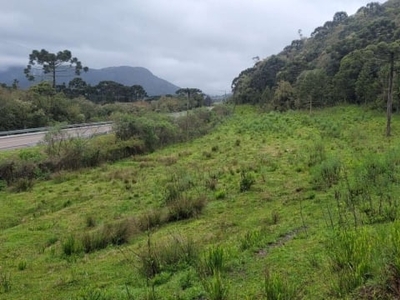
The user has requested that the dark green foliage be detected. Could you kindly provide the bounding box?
[231,1,400,111]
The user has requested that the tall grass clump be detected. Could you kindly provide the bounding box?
[383,221,400,298]
[307,141,326,167]
[239,169,255,192]
[337,152,400,225]
[62,235,83,256]
[263,269,298,300]
[81,219,135,253]
[326,228,375,297]
[0,271,11,294]
[197,246,227,277]
[202,272,229,300]
[311,157,341,190]
[136,235,198,278]
[163,172,207,222]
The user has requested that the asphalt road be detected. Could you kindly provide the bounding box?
[0,124,113,151]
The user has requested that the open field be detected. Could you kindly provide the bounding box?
[1,105,400,299]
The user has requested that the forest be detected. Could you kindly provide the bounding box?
[232,0,400,115]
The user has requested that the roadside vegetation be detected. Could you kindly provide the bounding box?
[1,104,400,299]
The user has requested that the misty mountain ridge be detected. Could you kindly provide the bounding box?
[0,65,180,96]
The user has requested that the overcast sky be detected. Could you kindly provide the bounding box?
[1,0,375,94]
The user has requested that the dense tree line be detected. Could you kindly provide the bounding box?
[56,78,149,103]
[232,1,400,114]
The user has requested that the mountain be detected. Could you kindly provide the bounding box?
[232,0,400,110]
[0,65,180,96]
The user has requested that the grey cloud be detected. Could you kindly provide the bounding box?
[1,0,372,94]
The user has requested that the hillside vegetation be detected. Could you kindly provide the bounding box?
[1,105,400,299]
[232,0,400,113]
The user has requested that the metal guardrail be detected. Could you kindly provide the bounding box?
[0,121,113,137]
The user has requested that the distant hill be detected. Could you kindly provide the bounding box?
[232,0,400,110]
[0,65,180,96]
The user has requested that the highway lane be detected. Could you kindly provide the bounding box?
[0,124,113,151]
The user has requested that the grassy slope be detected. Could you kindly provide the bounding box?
[0,105,399,299]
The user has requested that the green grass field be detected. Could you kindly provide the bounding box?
[1,105,400,299]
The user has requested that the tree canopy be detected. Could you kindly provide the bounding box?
[231,0,400,117]
[24,49,88,88]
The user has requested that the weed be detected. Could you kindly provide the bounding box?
[206,174,218,191]
[0,272,11,293]
[62,235,82,256]
[136,210,164,231]
[311,157,341,189]
[326,228,375,297]
[81,219,135,253]
[166,196,207,222]
[239,170,255,192]
[11,178,34,193]
[136,234,198,278]
[211,145,219,152]
[78,288,108,300]
[17,260,27,271]
[0,180,6,191]
[240,230,264,251]
[307,141,326,167]
[215,190,226,200]
[85,215,97,228]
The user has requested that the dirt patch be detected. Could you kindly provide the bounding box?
[257,227,306,257]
